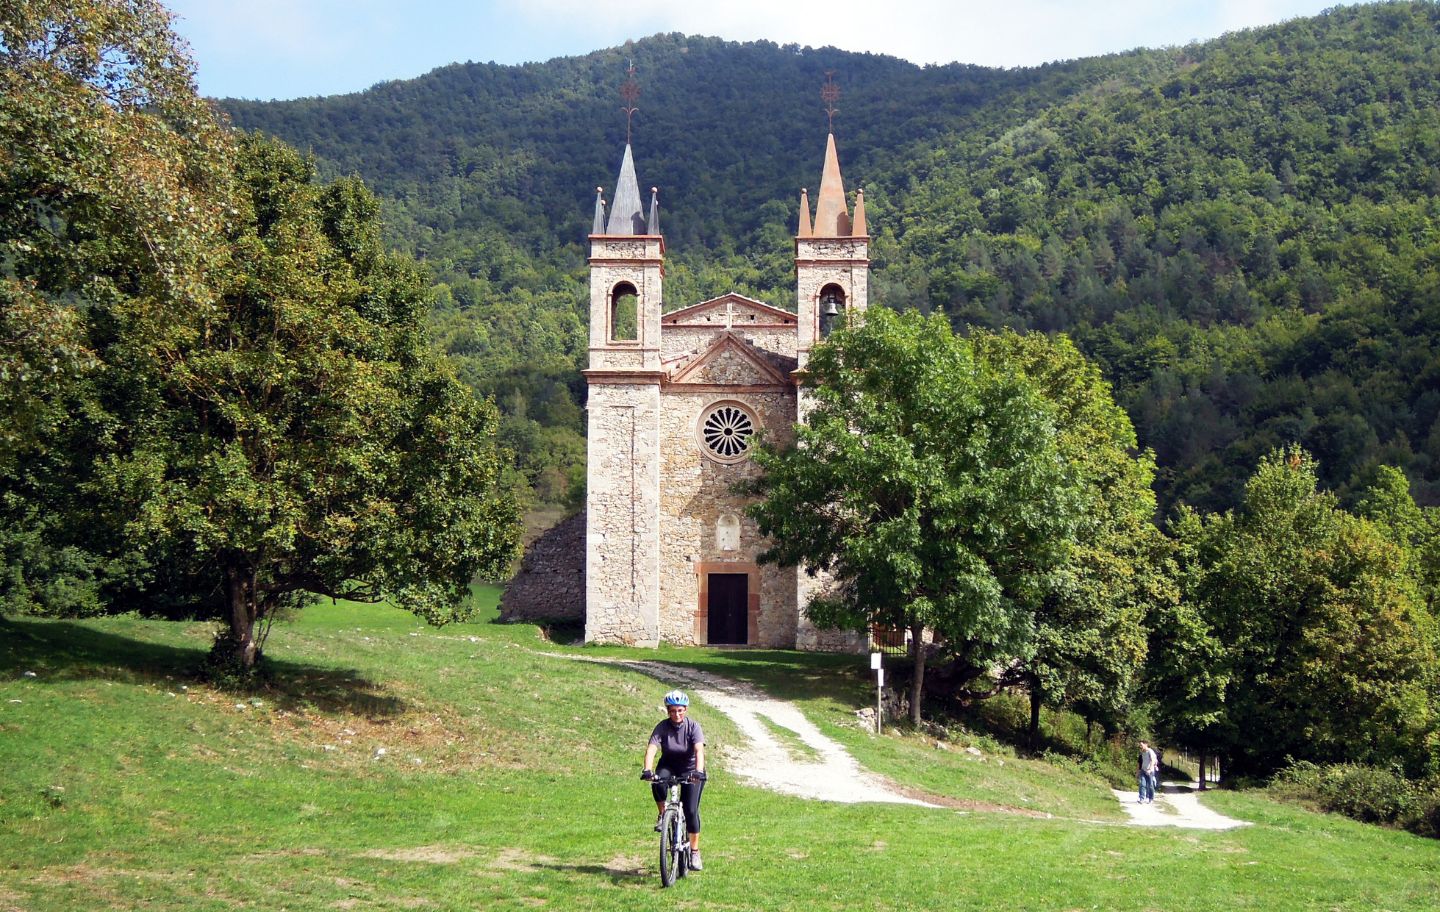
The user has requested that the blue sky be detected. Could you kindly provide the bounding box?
[165,0,1369,101]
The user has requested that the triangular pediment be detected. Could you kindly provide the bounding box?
[669,332,794,387]
[663,293,797,327]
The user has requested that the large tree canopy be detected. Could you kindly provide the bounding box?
[747,308,1087,723]
[1,1,522,672]
[969,331,1166,744]
[2,0,232,615]
[1172,447,1439,777]
[105,134,523,670]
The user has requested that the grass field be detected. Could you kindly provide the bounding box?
[2,591,1438,911]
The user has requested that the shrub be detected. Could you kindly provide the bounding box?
[1322,766,1411,824]
[1040,749,1129,788]
[1400,792,1440,839]
[1270,761,1440,837]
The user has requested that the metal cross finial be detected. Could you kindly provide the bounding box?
[621,61,641,145]
[821,71,840,132]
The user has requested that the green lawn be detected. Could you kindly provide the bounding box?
[2,593,1437,910]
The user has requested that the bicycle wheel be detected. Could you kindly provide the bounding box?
[675,815,689,879]
[659,807,682,887]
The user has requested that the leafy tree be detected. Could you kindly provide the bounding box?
[1355,464,1440,617]
[746,309,1083,723]
[1,0,232,613]
[102,134,522,671]
[1139,541,1230,768]
[1173,447,1439,778]
[968,331,1164,745]
[2,2,522,673]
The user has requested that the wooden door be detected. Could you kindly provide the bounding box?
[706,573,749,645]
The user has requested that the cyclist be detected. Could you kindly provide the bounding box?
[641,689,707,871]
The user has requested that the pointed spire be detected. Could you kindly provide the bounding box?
[813,133,851,237]
[592,187,607,234]
[852,188,867,237]
[647,186,660,235]
[797,188,812,238]
[606,144,646,235]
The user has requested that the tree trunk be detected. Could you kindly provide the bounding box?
[224,561,260,669]
[1028,685,1042,750]
[909,621,926,726]
[1198,753,1207,790]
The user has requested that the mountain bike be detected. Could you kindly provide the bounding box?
[649,773,696,887]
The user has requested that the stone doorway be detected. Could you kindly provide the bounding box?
[706,573,749,645]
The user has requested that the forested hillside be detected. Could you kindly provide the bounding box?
[222,1,1440,514]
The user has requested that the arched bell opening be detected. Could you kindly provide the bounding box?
[610,281,639,342]
[818,283,846,339]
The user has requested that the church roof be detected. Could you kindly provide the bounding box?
[604,144,647,235]
[662,293,797,326]
[811,133,852,237]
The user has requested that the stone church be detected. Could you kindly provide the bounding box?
[580,130,869,649]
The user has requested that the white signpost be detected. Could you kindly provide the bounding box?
[870,652,883,734]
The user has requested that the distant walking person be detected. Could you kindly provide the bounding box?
[1137,740,1159,803]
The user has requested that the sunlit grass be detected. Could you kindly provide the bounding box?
[2,595,1437,911]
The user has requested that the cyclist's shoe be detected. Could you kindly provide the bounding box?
[689,852,703,871]
[653,813,663,832]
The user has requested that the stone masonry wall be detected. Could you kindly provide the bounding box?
[498,511,585,623]
[585,383,662,645]
[663,327,799,362]
[658,388,798,646]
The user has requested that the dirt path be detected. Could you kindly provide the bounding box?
[606,659,936,806]
[554,654,1248,828]
[1110,781,1252,830]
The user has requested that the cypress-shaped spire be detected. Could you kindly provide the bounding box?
[647,186,660,235]
[812,133,851,237]
[605,144,646,235]
[852,188,867,237]
[797,188,812,238]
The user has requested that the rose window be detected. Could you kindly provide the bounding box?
[699,403,756,463]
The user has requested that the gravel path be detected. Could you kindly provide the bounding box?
[1111,781,1252,830]
[609,659,935,806]
[553,653,1248,828]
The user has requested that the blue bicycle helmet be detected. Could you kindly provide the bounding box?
[663,690,689,707]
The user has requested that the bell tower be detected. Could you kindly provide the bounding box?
[794,80,871,651]
[795,125,869,368]
[587,148,664,372]
[584,72,666,644]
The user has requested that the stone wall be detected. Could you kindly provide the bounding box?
[663,327,799,362]
[498,511,585,623]
[657,388,798,647]
[585,382,662,645]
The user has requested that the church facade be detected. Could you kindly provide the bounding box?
[583,133,869,649]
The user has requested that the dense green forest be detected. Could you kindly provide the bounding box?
[220,1,1440,516]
